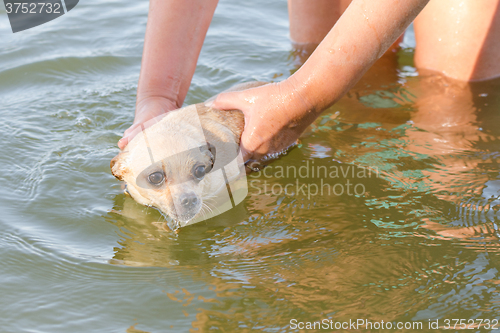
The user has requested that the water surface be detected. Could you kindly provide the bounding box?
[1,0,500,332]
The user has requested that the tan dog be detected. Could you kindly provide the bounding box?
[111,82,265,228]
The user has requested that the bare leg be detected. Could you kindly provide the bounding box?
[288,0,351,45]
[414,0,500,81]
[288,0,402,67]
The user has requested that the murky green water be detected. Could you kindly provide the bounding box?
[2,0,500,332]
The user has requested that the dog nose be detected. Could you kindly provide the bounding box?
[180,193,198,208]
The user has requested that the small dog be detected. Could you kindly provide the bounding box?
[111,82,265,228]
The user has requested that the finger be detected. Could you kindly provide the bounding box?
[123,125,136,137]
[210,91,244,111]
[117,136,128,150]
[118,123,143,150]
[212,92,254,159]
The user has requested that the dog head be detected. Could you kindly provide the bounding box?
[111,104,244,227]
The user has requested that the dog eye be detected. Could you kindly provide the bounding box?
[148,171,164,185]
[193,165,206,180]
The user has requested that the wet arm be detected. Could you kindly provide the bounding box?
[212,0,429,161]
[119,0,218,149]
[289,0,429,113]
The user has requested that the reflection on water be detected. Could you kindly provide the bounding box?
[1,0,500,331]
[105,65,500,329]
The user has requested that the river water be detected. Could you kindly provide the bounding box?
[1,0,500,332]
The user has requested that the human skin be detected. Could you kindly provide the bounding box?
[119,0,428,156]
[118,0,218,149]
[414,0,500,81]
[287,0,352,45]
[119,0,500,163]
[211,0,430,162]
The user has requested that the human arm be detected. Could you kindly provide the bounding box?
[211,0,429,163]
[118,0,218,149]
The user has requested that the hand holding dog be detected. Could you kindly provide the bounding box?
[118,97,179,150]
[210,79,319,164]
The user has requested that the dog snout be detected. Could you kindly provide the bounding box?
[180,193,199,209]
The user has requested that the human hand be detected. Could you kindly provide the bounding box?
[118,97,180,150]
[210,79,320,168]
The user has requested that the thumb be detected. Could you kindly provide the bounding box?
[209,91,244,111]
[210,91,255,163]
[117,137,128,150]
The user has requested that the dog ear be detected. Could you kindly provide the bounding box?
[200,142,216,171]
[110,153,125,180]
[200,142,216,159]
[207,142,216,160]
